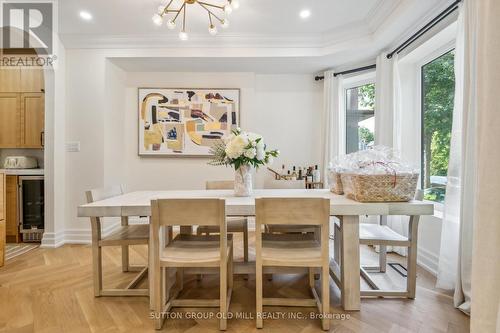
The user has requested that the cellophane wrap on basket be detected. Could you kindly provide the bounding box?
[331,146,419,202]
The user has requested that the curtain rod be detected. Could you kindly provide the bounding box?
[314,64,376,81]
[387,0,462,59]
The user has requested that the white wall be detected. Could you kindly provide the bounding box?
[63,50,323,241]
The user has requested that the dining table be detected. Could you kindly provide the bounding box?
[77,189,434,311]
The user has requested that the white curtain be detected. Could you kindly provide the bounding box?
[470,0,500,331]
[436,3,475,315]
[375,52,395,147]
[375,52,407,256]
[322,71,345,186]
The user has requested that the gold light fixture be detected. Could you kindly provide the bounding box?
[152,0,240,40]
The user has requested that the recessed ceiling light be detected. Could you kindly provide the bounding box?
[299,9,311,19]
[79,11,93,21]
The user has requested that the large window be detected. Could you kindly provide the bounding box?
[421,50,455,203]
[345,83,375,154]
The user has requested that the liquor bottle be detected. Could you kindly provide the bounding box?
[291,166,298,180]
[287,170,291,180]
[298,167,303,180]
[312,165,321,183]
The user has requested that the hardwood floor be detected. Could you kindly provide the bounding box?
[0,233,469,332]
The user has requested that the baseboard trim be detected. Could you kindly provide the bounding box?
[64,222,121,244]
[417,247,439,276]
[40,231,66,248]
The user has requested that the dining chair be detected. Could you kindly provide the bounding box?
[255,198,330,330]
[150,198,233,330]
[86,185,149,297]
[264,179,319,237]
[332,190,424,298]
[198,180,248,263]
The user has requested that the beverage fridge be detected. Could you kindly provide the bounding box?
[19,176,44,242]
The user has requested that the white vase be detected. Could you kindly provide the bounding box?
[234,164,253,197]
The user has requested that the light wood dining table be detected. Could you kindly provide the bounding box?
[77,189,434,311]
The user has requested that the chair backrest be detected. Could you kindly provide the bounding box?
[86,185,124,204]
[264,179,304,189]
[151,198,226,227]
[150,198,228,266]
[206,180,234,190]
[255,198,330,226]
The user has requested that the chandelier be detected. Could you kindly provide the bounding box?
[152,0,240,40]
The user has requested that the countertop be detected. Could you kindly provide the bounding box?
[0,169,44,176]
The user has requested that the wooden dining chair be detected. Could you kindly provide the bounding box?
[255,198,330,331]
[332,190,424,298]
[86,185,149,297]
[264,179,319,237]
[151,198,233,331]
[198,180,248,263]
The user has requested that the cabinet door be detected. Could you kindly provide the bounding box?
[0,173,5,221]
[5,175,19,243]
[21,68,45,93]
[0,173,5,267]
[0,93,21,148]
[21,93,45,148]
[0,68,21,92]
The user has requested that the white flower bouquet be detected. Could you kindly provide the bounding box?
[209,128,279,170]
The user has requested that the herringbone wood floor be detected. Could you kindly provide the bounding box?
[0,233,469,333]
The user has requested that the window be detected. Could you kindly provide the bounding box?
[345,83,375,154]
[421,50,455,203]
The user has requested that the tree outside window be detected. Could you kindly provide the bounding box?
[346,83,375,154]
[422,50,455,203]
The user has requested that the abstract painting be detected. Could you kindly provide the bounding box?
[138,88,240,156]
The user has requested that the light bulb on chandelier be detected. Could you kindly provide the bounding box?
[230,0,240,10]
[179,31,189,41]
[208,24,218,36]
[154,0,237,37]
[166,19,176,30]
[152,13,163,26]
[224,4,233,15]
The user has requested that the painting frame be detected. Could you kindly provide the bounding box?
[138,87,241,157]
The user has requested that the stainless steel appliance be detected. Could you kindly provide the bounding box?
[19,176,44,242]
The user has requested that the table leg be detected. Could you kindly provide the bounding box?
[149,219,154,310]
[340,215,360,311]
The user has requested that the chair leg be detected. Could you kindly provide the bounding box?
[220,259,228,330]
[256,261,263,329]
[121,245,129,272]
[334,224,341,265]
[309,268,315,289]
[228,247,234,290]
[243,222,249,263]
[321,264,330,331]
[154,264,164,330]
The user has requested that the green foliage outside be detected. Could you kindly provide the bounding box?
[359,126,374,145]
[422,51,455,202]
[359,83,375,109]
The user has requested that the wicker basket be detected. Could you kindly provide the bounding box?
[329,171,344,195]
[340,173,418,202]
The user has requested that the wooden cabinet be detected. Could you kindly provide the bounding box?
[0,93,21,147]
[5,176,19,243]
[0,93,44,148]
[0,173,5,266]
[0,68,21,92]
[21,68,45,93]
[21,93,44,148]
[0,67,44,148]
